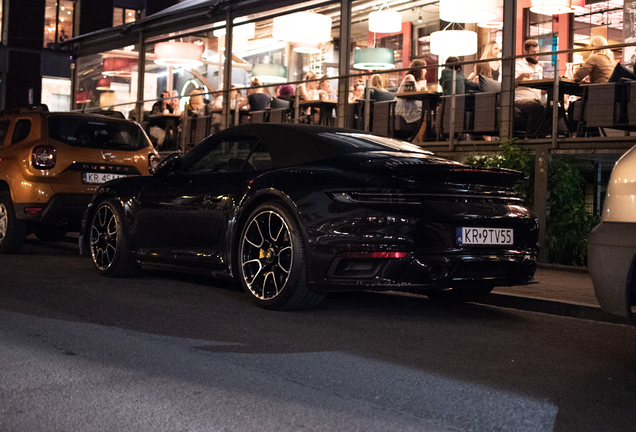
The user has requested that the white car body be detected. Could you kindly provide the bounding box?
[588,145,636,317]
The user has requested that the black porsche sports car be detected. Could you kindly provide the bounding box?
[80,124,538,309]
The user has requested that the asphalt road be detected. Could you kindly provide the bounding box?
[1,237,636,432]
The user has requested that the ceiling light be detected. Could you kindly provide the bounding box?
[530,0,572,15]
[272,12,332,43]
[368,2,402,33]
[477,6,504,28]
[353,48,395,70]
[430,30,477,56]
[251,64,287,83]
[293,42,322,54]
[440,0,497,23]
[154,42,204,67]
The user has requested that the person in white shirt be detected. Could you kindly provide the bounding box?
[515,39,547,138]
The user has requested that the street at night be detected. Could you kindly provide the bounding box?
[0,237,635,431]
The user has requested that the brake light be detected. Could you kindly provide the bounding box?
[24,207,43,215]
[32,145,56,169]
[148,153,160,174]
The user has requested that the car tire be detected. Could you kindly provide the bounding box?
[425,284,494,303]
[89,198,138,277]
[238,201,325,310]
[0,192,26,254]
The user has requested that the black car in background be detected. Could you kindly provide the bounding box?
[80,124,538,310]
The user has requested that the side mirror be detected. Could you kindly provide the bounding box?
[154,153,182,176]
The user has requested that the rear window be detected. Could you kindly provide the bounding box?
[48,116,148,151]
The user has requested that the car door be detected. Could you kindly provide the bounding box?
[134,134,274,269]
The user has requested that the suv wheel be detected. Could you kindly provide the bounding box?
[0,192,27,254]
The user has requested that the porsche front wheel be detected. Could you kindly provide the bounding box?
[89,199,137,277]
[238,202,325,310]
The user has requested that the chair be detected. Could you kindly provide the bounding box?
[472,92,500,136]
[250,110,268,123]
[371,100,396,137]
[439,94,474,139]
[393,115,418,141]
[193,115,211,145]
[268,108,287,123]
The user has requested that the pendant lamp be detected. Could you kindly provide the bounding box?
[368,2,402,33]
[251,64,287,83]
[293,42,322,54]
[353,48,395,70]
[569,0,585,13]
[272,12,332,44]
[430,30,477,56]
[154,42,204,67]
[529,0,572,15]
[477,6,504,28]
[102,57,137,77]
[440,0,497,24]
[96,78,111,91]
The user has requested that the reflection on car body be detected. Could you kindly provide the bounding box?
[589,144,636,317]
[80,124,539,310]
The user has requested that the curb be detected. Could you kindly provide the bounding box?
[479,293,636,325]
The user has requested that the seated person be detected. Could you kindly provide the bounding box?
[298,71,321,102]
[149,91,172,147]
[395,74,424,141]
[168,90,181,114]
[440,56,466,95]
[370,74,395,101]
[573,35,614,84]
[515,39,547,138]
[348,79,365,102]
[185,88,205,115]
[271,84,294,109]
[239,78,272,112]
[319,76,337,100]
[214,85,242,110]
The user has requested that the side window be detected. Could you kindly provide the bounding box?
[186,138,272,173]
[0,120,11,148]
[11,119,31,143]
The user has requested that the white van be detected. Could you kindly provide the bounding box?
[588,145,636,317]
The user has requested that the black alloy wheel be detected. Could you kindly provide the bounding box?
[0,192,26,254]
[238,202,325,310]
[89,199,136,276]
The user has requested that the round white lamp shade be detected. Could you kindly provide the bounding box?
[477,6,504,28]
[251,64,287,83]
[440,0,497,23]
[430,30,478,56]
[154,42,204,67]
[352,48,395,70]
[368,10,402,33]
[272,12,332,43]
[530,0,572,15]
[569,0,585,13]
[293,42,322,54]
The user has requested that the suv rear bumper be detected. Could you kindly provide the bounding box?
[14,193,92,230]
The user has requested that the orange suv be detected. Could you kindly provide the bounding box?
[0,106,159,253]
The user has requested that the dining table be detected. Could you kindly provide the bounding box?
[517,77,583,138]
[395,90,442,141]
[298,99,338,126]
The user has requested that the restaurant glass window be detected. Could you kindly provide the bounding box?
[42,77,71,111]
[572,0,623,64]
[44,0,75,48]
[113,7,138,28]
[74,47,141,119]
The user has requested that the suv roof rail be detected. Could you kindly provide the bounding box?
[0,104,49,115]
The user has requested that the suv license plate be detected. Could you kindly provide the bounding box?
[457,227,513,246]
[83,172,127,184]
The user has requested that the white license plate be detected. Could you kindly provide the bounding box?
[82,172,127,184]
[457,227,513,246]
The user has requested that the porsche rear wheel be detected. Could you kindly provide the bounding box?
[238,202,325,310]
[0,192,26,254]
[89,199,137,277]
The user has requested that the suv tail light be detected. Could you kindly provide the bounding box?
[148,153,161,174]
[32,145,56,169]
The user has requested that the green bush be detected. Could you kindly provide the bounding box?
[545,158,600,266]
[464,140,598,266]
